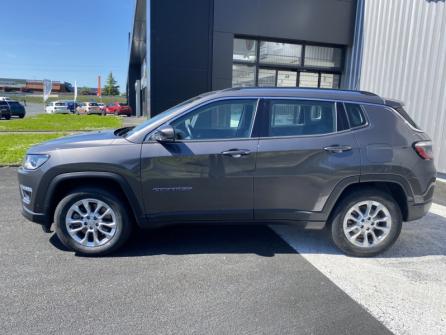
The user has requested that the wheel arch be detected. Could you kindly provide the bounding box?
[325,177,412,223]
[44,172,145,227]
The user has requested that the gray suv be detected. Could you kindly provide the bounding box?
[18,88,436,256]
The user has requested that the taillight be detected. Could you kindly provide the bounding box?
[413,141,433,160]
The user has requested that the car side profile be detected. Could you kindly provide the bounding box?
[45,101,70,114]
[2,100,26,118]
[76,102,102,115]
[18,88,436,256]
[0,100,12,120]
[105,102,132,116]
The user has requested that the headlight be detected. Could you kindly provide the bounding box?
[23,154,50,170]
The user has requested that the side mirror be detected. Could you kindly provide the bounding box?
[152,125,175,142]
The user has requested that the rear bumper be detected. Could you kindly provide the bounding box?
[406,181,435,221]
[406,200,432,221]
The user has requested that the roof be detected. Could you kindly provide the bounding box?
[214,87,386,105]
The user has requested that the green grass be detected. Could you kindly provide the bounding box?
[0,114,122,132]
[3,94,127,105]
[0,133,66,165]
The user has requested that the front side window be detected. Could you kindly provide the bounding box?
[171,99,257,140]
[267,100,335,137]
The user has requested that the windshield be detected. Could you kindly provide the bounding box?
[125,92,214,137]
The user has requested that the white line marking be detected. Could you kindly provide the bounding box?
[271,203,446,335]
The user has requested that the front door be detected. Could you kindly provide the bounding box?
[141,98,259,223]
[253,99,361,221]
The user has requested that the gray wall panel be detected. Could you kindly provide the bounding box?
[212,31,233,89]
[213,0,356,45]
[358,0,446,172]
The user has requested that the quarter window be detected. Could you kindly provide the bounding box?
[171,99,257,140]
[267,100,336,136]
[345,103,366,128]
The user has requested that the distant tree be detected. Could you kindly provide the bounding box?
[103,72,120,96]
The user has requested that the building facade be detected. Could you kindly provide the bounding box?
[128,0,446,172]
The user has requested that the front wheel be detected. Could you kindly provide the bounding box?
[330,189,402,257]
[54,188,132,256]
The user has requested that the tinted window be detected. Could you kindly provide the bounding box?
[394,106,420,129]
[0,101,7,106]
[55,103,66,106]
[9,102,21,107]
[336,102,349,131]
[267,100,335,136]
[89,102,98,106]
[345,103,366,128]
[171,99,257,140]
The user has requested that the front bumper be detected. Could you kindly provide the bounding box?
[17,166,50,226]
[21,205,48,225]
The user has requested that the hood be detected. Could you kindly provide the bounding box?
[28,129,119,153]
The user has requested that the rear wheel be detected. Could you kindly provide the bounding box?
[54,188,132,256]
[330,189,402,257]
[5,113,11,120]
[114,111,119,116]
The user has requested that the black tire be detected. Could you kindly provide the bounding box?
[5,114,11,120]
[19,114,25,119]
[114,111,119,116]
[330,188,402,257]
[54,188,132,256]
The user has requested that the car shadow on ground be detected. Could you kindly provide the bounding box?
[49,211,446,258]
[49,224,297,257]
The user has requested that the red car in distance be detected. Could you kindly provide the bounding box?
[105,102,133,116]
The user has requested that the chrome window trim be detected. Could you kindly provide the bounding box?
[145,97,260,142]
[143,95,394,142]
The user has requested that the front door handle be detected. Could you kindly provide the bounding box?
[221,149,251,158]
[324,145,352,153]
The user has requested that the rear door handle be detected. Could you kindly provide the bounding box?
[221,149,251,158]
[324,145,352,153]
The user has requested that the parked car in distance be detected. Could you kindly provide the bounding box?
[97,103,106,114]
[0,97,14,102]
[76,102,102,115]
[5,100,26,118]
[105,102,132,116]
[0,100,11,120]
[45,101,70,114]
[64,100,81,113]
[18,88,436,256]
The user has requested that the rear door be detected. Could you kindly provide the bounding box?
[141,98,259,223]
[253,99,361,221]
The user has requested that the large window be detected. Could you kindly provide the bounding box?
[232,38,343,89]
[171,99,257,140]
[267,100,336,137]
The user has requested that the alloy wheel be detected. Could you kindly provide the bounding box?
[65,198,117,248]
[342,200,392,248]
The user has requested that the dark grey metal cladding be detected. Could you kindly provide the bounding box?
[140,139,258,222]
[254,128,361,221]
[150,0,213,116]
[212,0,357,89]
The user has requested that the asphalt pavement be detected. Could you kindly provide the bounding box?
[0,167,390,335]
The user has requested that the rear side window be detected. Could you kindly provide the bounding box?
[345,103,367,128]
[267,100,335,136]
[394,106,419,129]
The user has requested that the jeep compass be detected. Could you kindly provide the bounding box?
[18,88,436,256]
